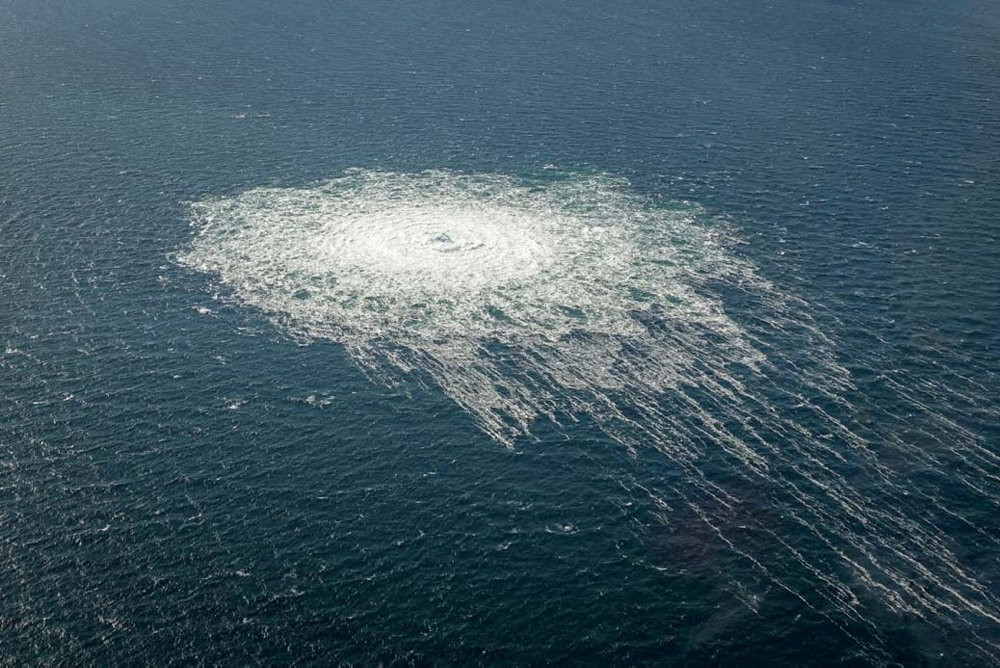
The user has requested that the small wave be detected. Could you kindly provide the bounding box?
[178,168,1000,656]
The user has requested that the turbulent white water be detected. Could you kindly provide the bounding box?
[179,169,1000,655]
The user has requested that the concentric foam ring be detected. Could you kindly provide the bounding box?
[180,169,731,341]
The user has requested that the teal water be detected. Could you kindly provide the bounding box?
[2,0,999,663]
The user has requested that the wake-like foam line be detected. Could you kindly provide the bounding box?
[178,169,1000,657]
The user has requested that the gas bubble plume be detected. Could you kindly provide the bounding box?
[179,169,1000,656]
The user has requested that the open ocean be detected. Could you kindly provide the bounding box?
[2,0,999,663]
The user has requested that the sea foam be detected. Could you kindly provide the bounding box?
[179,169,1000,655]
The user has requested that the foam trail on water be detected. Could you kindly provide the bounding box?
[178,169,1000,657]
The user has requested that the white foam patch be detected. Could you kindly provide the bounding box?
[178,169,1000,656]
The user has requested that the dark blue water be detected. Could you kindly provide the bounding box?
[2,0,999,663]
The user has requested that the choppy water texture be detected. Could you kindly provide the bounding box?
[3,0,999,663]
[181,169,1000,657]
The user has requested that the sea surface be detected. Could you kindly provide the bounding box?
[2,0,999,664]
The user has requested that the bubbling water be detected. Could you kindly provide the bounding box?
[181,170,749,354]
[179,169,1000,657]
